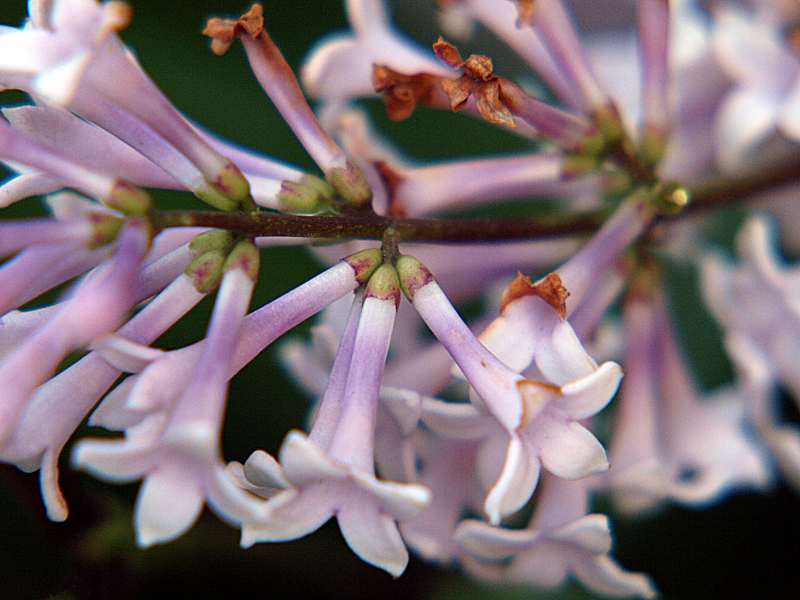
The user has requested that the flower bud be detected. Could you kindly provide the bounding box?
[106,181,152,215]
[326,159,372,207]
[223,239,260,281]
[189,230,236,259]
[87,212,124,248]
[277,174,335,214]
[343,248,383,284]
[365,263,401,307]
[395,255,434,301]
[185,250,226,293]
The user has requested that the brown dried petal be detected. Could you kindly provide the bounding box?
[440,76,471,111]
[203,3,264,56]
[475,81,516,127]
[373,65,442,121]
[500,272,569,318]
[433,37,464,68]
[462,54,494,81]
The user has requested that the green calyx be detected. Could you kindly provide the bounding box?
[223,239,260,281]
[213,161,252,204]
[364,263,401,306]
[343,248,383,284]
[185,249,226,293]
[106,181,152,215]
[277,174,335,214]
[189,229,236,259]
[87,212,124,248]
[395,255,433,301]
[326,159,372,208]
[196,185,241,212]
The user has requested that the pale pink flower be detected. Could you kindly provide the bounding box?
[455,476,657,598]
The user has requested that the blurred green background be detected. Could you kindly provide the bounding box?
[0,1,798,599]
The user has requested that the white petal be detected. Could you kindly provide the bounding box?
[484,435,540,525]
[90,334,165,373]
[40,447,68,522]
[533,417,609,479]
[0,172,62,208]
[243,449,290,490]
[549,514,612,554]
[380,386,422,435]
[88,376,145,430]
[135,463,205,547]
[419,398,492,440]
[454,519,538,560]
[716,89,780,172]
[351,471,431,521]
[206,465,268,524]
[242,485,335,546]
[71,437,152,482]
[571,554,658,599]
[557,361,623,420]
[279,430,346,486]
[33,49,93,105]
[337,494,409,577]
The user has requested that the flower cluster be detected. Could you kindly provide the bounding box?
[1,0,799,597]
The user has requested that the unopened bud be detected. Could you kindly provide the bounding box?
[343,248,383,284]
[185,249,226,293]
[326,159,372,207]
[365,263,401,306]
[223,239,260,281]
[650,181,690,216]
[106,180,151,215]
[277,175,335,214]
[87,212,124,248]
[196,185,240,212]
[212,161,252,204]
[395,255,434,301]
[189,229,236,259]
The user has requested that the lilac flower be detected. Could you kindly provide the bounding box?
[438,0,582,109]
[322,107,599,217]
[93,250,382,426]
[604,285,770,512]
[204,5,372,207]
[517,0,613,113]
[0,253,209,520]
[302,0,452,101]
[0,0,251,207]
[455,476,657,598]
[0,105,295,210]
[395,255,621,523]
[712,4,800,170]
[702,215,800,487]
[279,296,424,482]
[400,435,481,564]
[242,265,430,577]
[73,241,267,545]
[0,218,149,444]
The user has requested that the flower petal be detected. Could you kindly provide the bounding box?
[135,462,205,547]
[454,519,538,560]
[337,493,409,577]
[532,416,609,479]
[571,554,658,599]
[484,434,540,524]
[557,361,623,420]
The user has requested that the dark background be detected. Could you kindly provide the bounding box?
[0,1,798,599]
